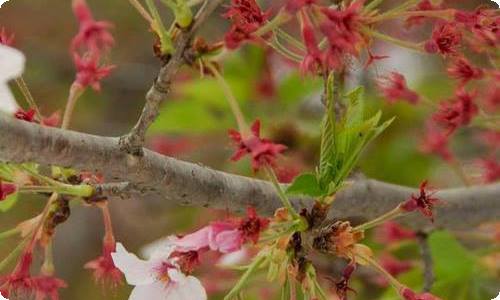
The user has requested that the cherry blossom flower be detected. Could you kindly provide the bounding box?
[31,275,67,300]
[455,8,499,51]
[420,123,453,161]
[223,0,268,50]
[73,54,115,91]
[85,240,123,288]
[447,57,483,86]
[400,287,442,300]
[111,243,207,300]
[320,0,367,70]
[374,221,416,244]
[174,207,269,253]
[400,181,440,221]
[71,0,114,56]
[0,27,15,46]
[0,251,33,298]
[433,89,478,132]
[0,45,24,114]
[424,22,462,56]
[0,181,16,201]
[229,120,287,171]
[377,72,420,104]
[479,158,500,183]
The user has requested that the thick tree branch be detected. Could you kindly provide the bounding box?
[0,115,499,231]
[119,0,224,155]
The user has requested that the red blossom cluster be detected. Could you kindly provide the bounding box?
[229,120,287,171]
[0,27,15,46]
[0,181,16,201]
[405,0,443,28]
[432,89,478,133]
[70,0,115,91]
[223,0,269,50]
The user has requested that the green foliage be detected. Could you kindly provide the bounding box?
[380,231,498,300]
[287,74,394,198]
[285,173,323,197]
[0,193,18,212]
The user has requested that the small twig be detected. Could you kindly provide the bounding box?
[416,231,435,292]
[119,0,224,155]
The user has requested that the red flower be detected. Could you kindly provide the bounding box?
[84,241,123,288]
[14,108,36,122]
[320,1,367,70]
[238,207,270,244]
[420,124,453,161]
[455,8,499,51]
[170,251,201,275]
[229,120,287,171]
[71,0,114,56]
[0,27,15,46]
[0,251,33,298]
[377,72,420,104]
[424,22,462,56]
[73,54,115,91]
[374,221,415,244]
[400,181,440,222]
[223,0,268,50]
[479,158,500,183]
[400,287,442,300]
[405,0,441,28]
[285,0,316,14]
[31,275,67,300]
[483,84,500,112]
[433,89,478,132]
[299,10,323,75]
[447,57,483,85]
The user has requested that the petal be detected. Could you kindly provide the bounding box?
[166,275,207,300]
[173,227,210,252]
[0,84,19,114]
[129,281,168,300]
[0,45,25,81]
[214,229,243,254]
[217,248,249,267]
[141,236,177,260]
[111,243,156,285]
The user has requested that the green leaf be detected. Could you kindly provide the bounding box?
[0,193,18,212]
[285,173,324,197]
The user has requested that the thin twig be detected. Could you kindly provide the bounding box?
[120,0,225,155]
[416,231,435,292]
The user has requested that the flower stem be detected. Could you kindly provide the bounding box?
[15,76,42,118]
[254,9,291,37]
[62,83,84,129]
[365,0,386,11]
[264,166,300,220]
[128,0,154,23]
[206,62,249,135]
[361,254,404,291]
[363,27,424,52]
[353,206,404,232]
[224,254,266,300]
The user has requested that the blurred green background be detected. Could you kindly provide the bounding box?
[0,0,498,299]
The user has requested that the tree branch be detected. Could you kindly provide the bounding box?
[0,115,499,231]
[119,0,224,155]
[416,232,435,292]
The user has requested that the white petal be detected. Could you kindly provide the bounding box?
[0,83,19,114]
[166,276,207,300]
[0,45,25,81]
[129,281,168,300]
[141,236,177,260]
[111,243,156,286]
[217,248,249,267]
